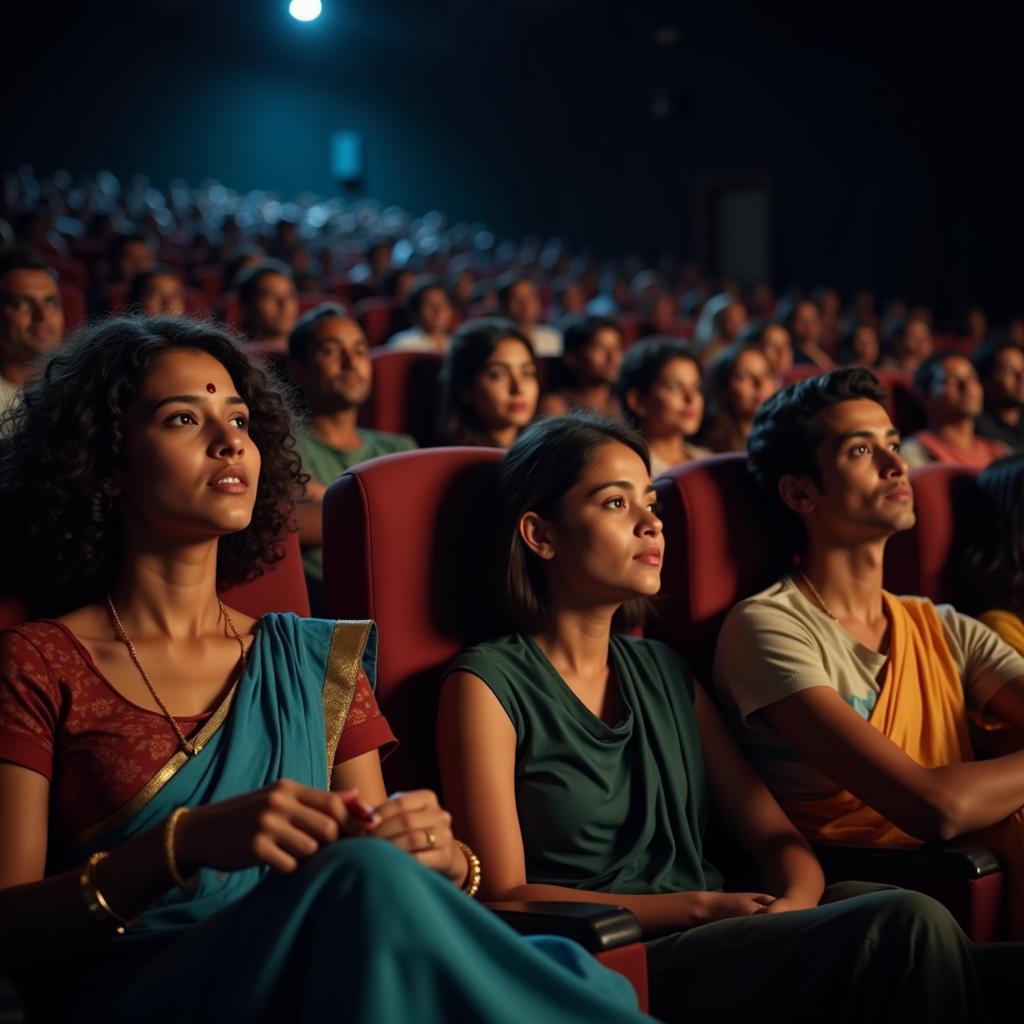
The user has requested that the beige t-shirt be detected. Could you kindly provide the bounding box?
[712,576,1024,801]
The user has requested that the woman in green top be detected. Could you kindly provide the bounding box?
[438,412,1013,1024]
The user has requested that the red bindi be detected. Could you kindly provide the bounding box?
[206,383,216,393]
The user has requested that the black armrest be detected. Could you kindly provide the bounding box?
[485,901,642,952]
[815,842,1002,879]
[0,971,26,1024]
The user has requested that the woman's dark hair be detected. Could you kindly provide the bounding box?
[439,317,534,445]
[615,336,701,430]
[746,367,888,552]
[125,265,182,309]
[960,454,1024,616]
[501,412,651,633]
[0,315,305,616]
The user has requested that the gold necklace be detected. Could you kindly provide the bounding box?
[106,594,247,757]
[796,570,838,621]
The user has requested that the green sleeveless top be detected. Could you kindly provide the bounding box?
[450,633,725,895]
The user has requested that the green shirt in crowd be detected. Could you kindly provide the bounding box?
[449,632,724,895]
[299,428,416,580]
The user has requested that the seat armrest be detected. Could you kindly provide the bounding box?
[815,843,1001,879]
[485,901,642,952]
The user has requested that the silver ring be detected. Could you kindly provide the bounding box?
[425,829,437,849]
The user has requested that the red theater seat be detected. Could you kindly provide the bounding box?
[322,448,649,1007]
[58,280,87,333]
[357,349,442,445]
[353,296,406,346]
[651,454,1005,940]
[1,529,309,630]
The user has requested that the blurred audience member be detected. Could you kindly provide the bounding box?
[694,293,747,365]
[288,304,416,609]
[785,299,833,369]
[109,230,156,283]
[883,316,933,376]
[126,266,185,316]
[538,314,623,420]
[812,286,842,349]
[498,274,562,356]
[0,249,64,421]
[973,339,1024,452]
[237,260,299,355]
[837,322,881,369]
[965,306,989,348]
[900,353,1008,469]
[387,276,453,354]
[617,336,710,475]
[550,277,588,320]
[748,320,794,386]
[698,341,778,453]
[440,318,538,447]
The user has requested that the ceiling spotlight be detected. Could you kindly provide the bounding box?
[289,0,322,22]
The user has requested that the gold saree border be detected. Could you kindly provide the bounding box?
[71,681,240,849]
[322,620,372,776]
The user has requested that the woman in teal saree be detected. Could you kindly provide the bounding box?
[0,316,647,1023]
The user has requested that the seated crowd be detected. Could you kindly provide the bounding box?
[2,169,1024,1022]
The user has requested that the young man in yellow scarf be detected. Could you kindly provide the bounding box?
[713,368,1024,937]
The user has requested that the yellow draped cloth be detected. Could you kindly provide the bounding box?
[782,593,1024,938]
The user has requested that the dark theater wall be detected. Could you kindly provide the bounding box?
[4,1,1022,321]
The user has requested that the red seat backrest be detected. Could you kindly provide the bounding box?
[58,281,87,333]
[650,453,791,681]
[357,350,443,445]
[322,448,505,791]
[884,464,980,603]
[1,529,309,631]
[353,297,406,346]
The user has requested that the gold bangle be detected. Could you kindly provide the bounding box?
[79,851,133,934]
[455,839,482,899]
[164,806,198,890]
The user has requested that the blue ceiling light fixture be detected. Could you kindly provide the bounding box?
[288,0,323,22]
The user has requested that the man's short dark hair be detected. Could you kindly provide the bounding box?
[236,259,293,308]
[560,314,622,356]
[0,248,56,281]
[747,368,889,550]
[972,338,1024,382]
[288,302,353,363]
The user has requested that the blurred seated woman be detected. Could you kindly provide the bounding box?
[538,314,624,421]
[697,341,777,453]
[615,337,710,476]
[440,318,539,448]
[127,266,186,316]
[438,413,1007,1024]
[0,318,648,1024]
[882,315,934,376]
[836,322,881,369]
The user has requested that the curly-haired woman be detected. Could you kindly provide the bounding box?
[0,317,648,1023]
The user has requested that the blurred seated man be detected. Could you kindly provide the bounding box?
[713,368,1024,937]
[386,276,453,353]
[900,353,1008,469]
[109,230,156,284]
[497,273,562,356]
[237,259,299,355]
[0,249,64,422]
[126,266,185,316]
[973,339,1024,452]
[538,314,624,420]
[836,323,881,369]
[289,304,416,610]
[785,299,833,370]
